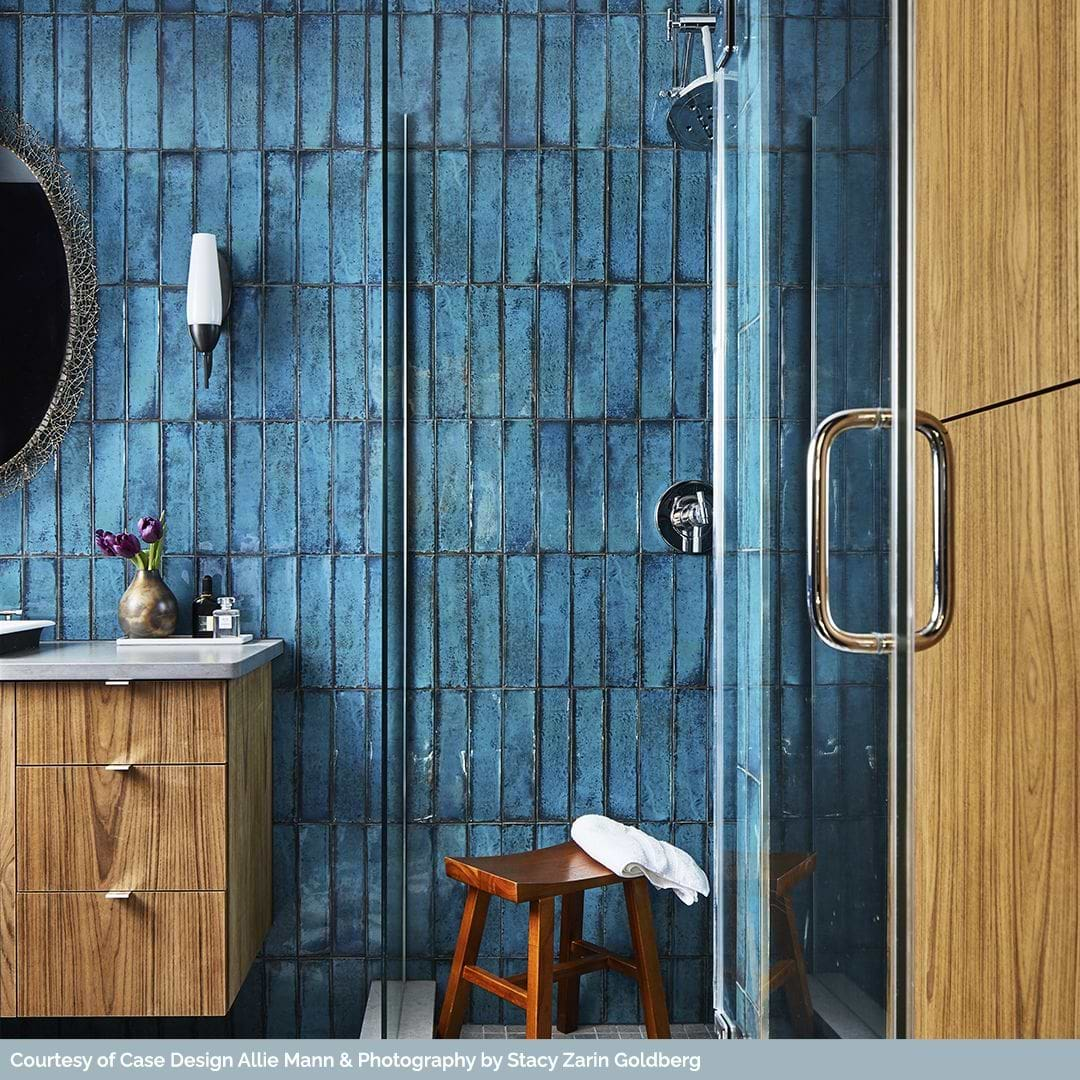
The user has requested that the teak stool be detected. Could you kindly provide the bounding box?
[437,841,671,1039]
[768,852,817,1036]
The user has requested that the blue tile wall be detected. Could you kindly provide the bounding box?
[0,0,715,1035]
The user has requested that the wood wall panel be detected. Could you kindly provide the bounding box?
[913,386,1080,1036]
[17,892,225,1017]
[17,765,225,892]
[916,0,1080,418]
[0,684,13,1017]
[16,681,226,764]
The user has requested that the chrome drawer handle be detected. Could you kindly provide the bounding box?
[104,763,133,771]
[104,680,130,686]
[105,891,132,900]
[806,407,955,654]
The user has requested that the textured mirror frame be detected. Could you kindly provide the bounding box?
[0,107,98,498]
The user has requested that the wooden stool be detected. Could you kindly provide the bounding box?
[437,841,671,1040]
[768,852,817,1036]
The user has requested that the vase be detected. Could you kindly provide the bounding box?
[118,569,178,638]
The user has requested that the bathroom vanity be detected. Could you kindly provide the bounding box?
[0,639,282,1018]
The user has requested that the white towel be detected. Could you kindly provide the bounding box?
[570,815,710,907]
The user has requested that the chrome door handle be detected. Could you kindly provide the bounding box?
[806,408,955,654]
[105,891,132,900]
[104,763,133,771]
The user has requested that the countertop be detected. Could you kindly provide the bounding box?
[0,639,285,680]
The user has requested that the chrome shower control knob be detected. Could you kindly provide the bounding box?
[656,480,713,554]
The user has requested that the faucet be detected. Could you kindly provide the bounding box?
[669,489,711,553]
[0,609,23,621]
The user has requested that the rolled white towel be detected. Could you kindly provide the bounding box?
[570,815,710,906]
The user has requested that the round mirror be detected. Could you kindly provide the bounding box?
[0,109,97,497]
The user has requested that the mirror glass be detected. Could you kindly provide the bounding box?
[0,146,71,466]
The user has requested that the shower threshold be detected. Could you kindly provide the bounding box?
[807,975,885,1039]
[360,980,436,1039]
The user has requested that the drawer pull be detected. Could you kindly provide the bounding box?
[104,680,130,686]
[104,763,133,771]
[105,891,132,900]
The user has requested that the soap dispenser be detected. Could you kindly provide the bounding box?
[212,596,242,639]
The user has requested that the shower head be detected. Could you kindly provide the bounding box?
[666,75,714,151]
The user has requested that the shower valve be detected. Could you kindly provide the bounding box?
[657,480,713,555]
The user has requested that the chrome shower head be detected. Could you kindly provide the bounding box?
[666,76,714,151]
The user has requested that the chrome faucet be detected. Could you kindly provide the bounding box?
[656,481,713,554]
[0,609,23,621]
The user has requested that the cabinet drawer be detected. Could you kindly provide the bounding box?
[16,681,226,765]
[16,766,225,892]
[17,891,225,1017]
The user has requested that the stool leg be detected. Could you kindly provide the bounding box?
[623,878,670,1038]
[777,895,814,1036]
[557,891,584,1033]
[526,897,555,1039]
[437,887,491,1038]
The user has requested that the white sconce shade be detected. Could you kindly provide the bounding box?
[186,232,230,387]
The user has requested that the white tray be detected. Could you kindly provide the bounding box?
[116,634,254,647]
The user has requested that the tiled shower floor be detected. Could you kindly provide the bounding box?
[459,1025,716,1039]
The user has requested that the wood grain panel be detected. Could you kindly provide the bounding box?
[17,766,225,892]
[916,0,1080,418]
[16,681,226,764]
[0,685,13,1017]
[225,665,272,1008]
[914,386,1080,1037]
[17,891,225,1017]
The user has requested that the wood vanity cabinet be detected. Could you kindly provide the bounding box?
[0,666,271,1018]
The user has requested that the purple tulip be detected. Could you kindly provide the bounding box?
[94,530,116,556]
[138,516,163,543]
[110,532,142,559]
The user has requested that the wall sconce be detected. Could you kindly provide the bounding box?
[186,233,231,388]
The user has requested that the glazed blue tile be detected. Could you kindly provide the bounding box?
[408,556,434,689]
[193,421,227,552]
[299,557,333,687]
[195,149,228,242]
[506,16,538,147]
[675,152,708,282]
[89,15,122,147]
[539,151,572,282]
[606,285,639,418]
[92,154,124,284]
[125,421,160,523]
[570,557,601,685]
[125,17,158,148]
[90,422,123,537]
[299,961,332,1036]
[573,15,606,147]
[539,14,571,145]
[408,694,434,821]
[296,290,332,418]
[435,15,467,146]
[674,555,707,685]
[436,554,468,687]
[0,19,16,107]
[91,557,124,638]
[298,422,331,554]
[640,287,673,417]
[264,288,298,417]
[333,288,366,419]
[435,151,468,282]
[637,712,671,825]
[0,561,19,610]
[608,151,640,283]
[468,554,501,686]
[573,150,605,282]
[469,150,503,283]
[58,559,91,640]
[674,689,708,818]
[465,423,497,551]
[230,151,263,284]
[537,287,569,417]
[639,421,672,553]
[125,153,159,283]
[433,419,467,551]
[674,287,707,417]
[641,151,674,283]
[469,689,501,821]
[468,286,500,416]
[193,15,227,148]
[262,424,297,555]
[605,688,636,819]
[505,151,538,283]
[227,15,260,148]
[59,425,91,555]
[503,555,536,686]
[57,15,89,146]
[502,690,535,819]
[605,423,638,552]
[25,466,56,555]
[641,554,674,686]
[538,553,569,685]
[536,694,569,824]
[436,691,467,819]
[332,424,365,554]
[434,285,466,417]
[299,153,331,283]
[607,16,641,146]
[468,15,503,145]
[263,16,297,148]
[572,688,603,815]
[161,156,194,288]
[571,423,604,552]
[503,421,536,550]
[20,15,54,142]
[781,15,814,147]
[125,287,159,418]
[642,14,673,147]
[299,15,332,148]
[675,419,708,482]
[24,559,57,636]
[407,287,433,419]
[266,956,299,1037]
[780,151,811,285]
[227,423,262,554]
[298,822,331,953]
[265,153,297,282]
[571,287,604,417]
[605,555,638,686]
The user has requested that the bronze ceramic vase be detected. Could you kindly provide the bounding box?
[118,569,178,638]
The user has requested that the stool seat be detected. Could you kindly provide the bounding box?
[437,841,670,1040]
[445,841,620,902]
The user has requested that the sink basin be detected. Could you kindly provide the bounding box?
[0,620,55,656]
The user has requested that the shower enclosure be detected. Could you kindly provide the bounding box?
[373,0,918,1040]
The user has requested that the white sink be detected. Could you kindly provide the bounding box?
[0,620,55,655]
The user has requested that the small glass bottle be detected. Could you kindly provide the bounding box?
[212,596,242,639]
[192,576,216,638]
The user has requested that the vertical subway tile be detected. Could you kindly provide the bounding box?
[194,15,227,148]
[263,16,297,149]
[436,554,468,687]
[539,14,571,146]
[571,287,604,417]
[468,286,500,417]
[90,15,123,148]
[505,151,538,283]
[605,422,638,553]
[299,152,331,283]
[572,688,603,816]
[195,421,227,553]
[230,15,261,149]
[21,14,55,142]
[469,149,503,283]
[606,688,637,819]
[468,554,501,687]
[570,557,601,685]
[506,15,538,148]
[571,423,604,552]
[573,150,605,283]
[503,289,536,417]
[57,15,89,147]
[503,421,536,551]
[468,14,503,146]
[300,15,333,149]
[469,420,501,553]
[538,150,572,283]
[435,150,468,282]
[435,15,467,147]
[125,16,158,148]
[502,690,536,819]
[538,553,569,685]
[573,15,607,147]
